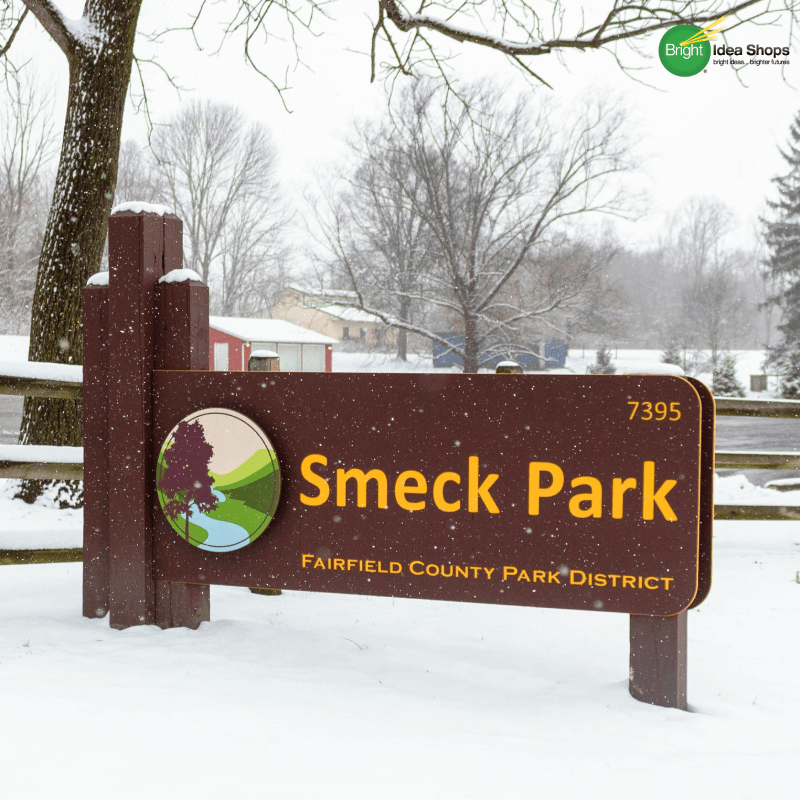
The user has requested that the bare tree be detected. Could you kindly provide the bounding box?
[747,234,781,350]
[673,197,736,282]
[671,198,753,367]
[683,263,749,364]
[3,1,144,504]
[151,100,290,316]
[310,123,435,360]
[1,0,795,502]
[0,68,56,333]
[518,232,625,348]
[114,139,161,207]
[317,81,635,372]
[216,194,292,316]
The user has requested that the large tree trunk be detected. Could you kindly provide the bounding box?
[463,312,479,374]
[17,1,143,505]
[396,328,408,361]
[396,293,411,361]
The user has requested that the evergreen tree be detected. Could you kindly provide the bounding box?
[776,349,800,399]
[661,341,682,367]
[588,345,616,374]
[712,354,746,397]
[764,110,800,356]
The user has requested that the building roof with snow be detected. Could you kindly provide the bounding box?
[285,284,358,301]
[209,316,338,345]
[316,304,384,324]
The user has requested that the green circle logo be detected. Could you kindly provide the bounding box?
[659,25,711,76]
[157,408,281,552]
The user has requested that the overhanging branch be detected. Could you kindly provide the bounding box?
[380,1,777,62]
[22,0,75,58]
[0,7,28,58]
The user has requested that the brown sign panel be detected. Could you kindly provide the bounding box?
[153,373,705,615]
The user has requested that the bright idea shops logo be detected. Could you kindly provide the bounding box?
[659,16,791,76]
[658,18,720,76]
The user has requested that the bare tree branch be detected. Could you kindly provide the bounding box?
[21,0,75,58]
[382,0,768,53]
[376,0,798,86]
[0,6,27,58]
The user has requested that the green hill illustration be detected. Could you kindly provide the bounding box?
[207,447,280,538]
[210,448,277,491]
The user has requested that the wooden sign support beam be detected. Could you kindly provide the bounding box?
[83,209,211,630]
[82,281,109,619]
[629,612,688,710]
[106,211,163,628]
[153,229,210,629]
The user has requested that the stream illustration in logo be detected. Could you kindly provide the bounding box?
[157,408,280,552]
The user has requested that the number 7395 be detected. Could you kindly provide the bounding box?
[628,401,681,421]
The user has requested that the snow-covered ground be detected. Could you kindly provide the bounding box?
[0,522,798,799]
[565,348,770,396]
[0,479,82,549]
[0,335,31,362]
[333,349,442,373]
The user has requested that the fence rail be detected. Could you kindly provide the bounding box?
[0,444,84,480]
[715,397,800,418]
[0,460,84,480]
[0,362,82,401]
[715,451,800,470]
[714,506,800,521]
[0,374,82,400]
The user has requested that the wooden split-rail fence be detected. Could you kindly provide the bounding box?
[1,368,799,565]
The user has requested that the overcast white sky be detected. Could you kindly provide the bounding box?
[15,2,800,253]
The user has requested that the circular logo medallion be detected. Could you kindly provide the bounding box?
[156,408,280,552]
[659,25,711,76]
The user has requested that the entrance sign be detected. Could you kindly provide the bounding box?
[153,372,703,617]
[83,208,715,711]
[156,408,280,552]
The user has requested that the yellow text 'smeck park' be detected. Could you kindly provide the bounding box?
[299,455,681,521]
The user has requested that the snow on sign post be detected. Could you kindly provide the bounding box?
[84,209,714,712]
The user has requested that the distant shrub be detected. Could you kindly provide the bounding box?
[776,348,800,399]
[712,354,746,397]
[588,345,616,375]
[661,341,682,367]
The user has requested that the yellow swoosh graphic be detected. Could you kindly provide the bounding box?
[679,16,727,46]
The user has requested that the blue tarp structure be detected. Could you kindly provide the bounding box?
[545,340,566,368]
[433,334,565,370]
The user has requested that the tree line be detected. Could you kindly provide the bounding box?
[0,77,779,371]
[1,85,293,327]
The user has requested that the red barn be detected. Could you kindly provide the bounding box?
[208,316,337,372]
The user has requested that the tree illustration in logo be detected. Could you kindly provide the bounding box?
[157,408,282,552]
[159,419,219,541]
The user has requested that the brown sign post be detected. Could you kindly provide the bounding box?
[83,209,714,711]
[83,210,210,629]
